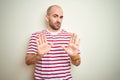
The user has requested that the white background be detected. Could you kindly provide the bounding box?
[0,0,120,80]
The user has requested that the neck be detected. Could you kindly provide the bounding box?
[47,27,60,32]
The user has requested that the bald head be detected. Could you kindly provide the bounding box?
[47,5,63,16]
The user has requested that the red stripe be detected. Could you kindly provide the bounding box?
[28,47,37,50]
[29,42,36,44]
[47,52,66,54]
[52,46,61,48]
[35,71,70,75]
[40,58,69,61]
[42,55,68,58]
[36,64,70,68]
[35,74,72,79]
[30,38,36,41]
[27,50,37,53]
[46,34,71,36]
[28,44,37,47]
[31,35,38,39]
[47,40,70,42]
[37,61,70,65]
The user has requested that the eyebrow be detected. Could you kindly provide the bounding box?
[53,14,63,18]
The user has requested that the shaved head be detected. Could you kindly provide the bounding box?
[47,5,63,16]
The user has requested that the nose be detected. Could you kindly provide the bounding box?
[57,17,62,23]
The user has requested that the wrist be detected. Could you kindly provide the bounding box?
[70,54,80,61]
[36,53,42,60]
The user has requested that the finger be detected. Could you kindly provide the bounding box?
[36,38,40,46]
[70,33,73,43]
[73,33,77,44]
[76,38,80,48]
[43,34,47,43]
[72,33,75,43]
[74,34,77,44]
[41,34,44,44]
[37,34,42,45]
[39,34,42,44]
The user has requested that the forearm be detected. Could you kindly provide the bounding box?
[70,54,81,66]
[25,53,41,65]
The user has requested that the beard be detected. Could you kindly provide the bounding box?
[49,21,61,30]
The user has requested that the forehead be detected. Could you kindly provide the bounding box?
[49,7,63,16]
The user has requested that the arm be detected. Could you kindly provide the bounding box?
[25,53,42,65]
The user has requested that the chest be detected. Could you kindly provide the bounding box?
[46,35,70,46]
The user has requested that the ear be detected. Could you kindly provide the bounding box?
[45,15,49,22]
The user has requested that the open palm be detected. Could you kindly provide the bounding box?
[61,33,79,57]
[36,34,52,56]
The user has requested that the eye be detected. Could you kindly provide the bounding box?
[60,16,63,19]
[53,14,58,18]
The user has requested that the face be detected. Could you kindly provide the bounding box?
[46,7,63,31]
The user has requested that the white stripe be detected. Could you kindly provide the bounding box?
[48,51,66,53]
[48,51,66,54]
[35,77,40,80]
[46,35,70,37]
[35,72,70,77]
[29,39,36,43]
[41,56,69,60]
[29,42,37,45]
[47,38,70,40]
[36,66,70,71]
[38,60,69,64]
[50,42,69,44]
[35,70,70,75]
[36,62,70,67]
[45,79,63,80]
[43,54,69,57]
[28,48,37,51]
[28,45,37,49]
[50,44,68,47]
[31,36,37,39]
[50,47,62,50]
[27,51,36,54]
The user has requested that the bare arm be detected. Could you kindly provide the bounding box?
[25,53,42,65]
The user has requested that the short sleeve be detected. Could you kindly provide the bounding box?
[27,33,39,54]
[78,50,80,54]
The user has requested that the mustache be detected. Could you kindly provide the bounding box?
[56,21,61,24]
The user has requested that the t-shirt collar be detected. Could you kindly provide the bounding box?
[46,29,62,35]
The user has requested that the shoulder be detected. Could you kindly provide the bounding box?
[29,30,44,39]
[30,31,40,39]
[31,29,49,36]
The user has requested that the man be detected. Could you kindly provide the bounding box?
[25,5,81,80]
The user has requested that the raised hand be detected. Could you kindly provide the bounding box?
[36,34,52,56]
[61,33,80,57]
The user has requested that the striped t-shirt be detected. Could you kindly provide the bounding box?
[27,29,77,80]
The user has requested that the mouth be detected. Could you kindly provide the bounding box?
[56,22,61,27]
